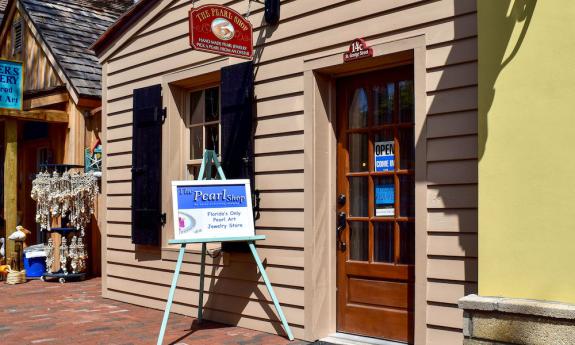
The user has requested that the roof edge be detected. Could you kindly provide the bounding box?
[91,0,159,57]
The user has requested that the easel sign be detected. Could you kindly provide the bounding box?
[157,151,294,345]
[172,180,255,241]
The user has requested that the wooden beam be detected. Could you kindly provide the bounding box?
[0,109,68,123]
[23,92,69,110]
[78,97,101,109]
[3,119,17,264]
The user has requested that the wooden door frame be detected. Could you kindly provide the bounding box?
[303,35,427,343]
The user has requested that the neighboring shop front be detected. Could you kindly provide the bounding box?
[0,0,133,277]
[94,1,478,344]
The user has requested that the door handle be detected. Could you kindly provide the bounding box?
[336,212,347,251]
[337,212,346,232]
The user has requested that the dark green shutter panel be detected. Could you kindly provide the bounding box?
[221,61,255,252]
[131,84,163,245]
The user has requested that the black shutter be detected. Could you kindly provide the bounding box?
[221,61,255,252]
[221,61,254,183]
[131,85,163,245]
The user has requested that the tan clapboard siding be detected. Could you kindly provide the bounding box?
[255,153,304,173]
[255,134,304,155]
[427,135,477,161]
[106,264,305,308]
[259,192,304,210]
[427,258,478,282]
[427,234,478,257]
[256,173,304,191]
[427,327,463,345]
[106,181,131,195]
[427,111,478,139]
[107,210,131,222]
[107,168,131,182]
[106,93,304,119]
[106,249,304,287]
[107,196,131,208]
[426,37,478,69]
[107,112,132,128]
[105,290,306,339]
[256,114,304,137]
[427,185,477,209]
[110,0,417,73]
[107,140,132,155]
[105,1,476,87]
[106,223,130,236]
[427,160,478,185]
[106,276,305,324]
[427,304,464,329]
[427,62,478,92]
[257,211,304,229]
[107,126,132,141]
[100,0,479,341]
[107,154,132,168]
[428,209,477,233]
[427,86,477,115]
[427,281,477,305]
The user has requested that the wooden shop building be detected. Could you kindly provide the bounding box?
[93,0,478,344]
[0,0,134,275]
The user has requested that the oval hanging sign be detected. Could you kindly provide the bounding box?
[189,5,253,60]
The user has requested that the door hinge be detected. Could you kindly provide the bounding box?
[160,212,167,226]
[161,107,167,124]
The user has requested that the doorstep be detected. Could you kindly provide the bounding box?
[321,333,406,345]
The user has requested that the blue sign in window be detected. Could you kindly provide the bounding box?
[375,184,395,205]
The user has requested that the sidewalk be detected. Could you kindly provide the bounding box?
[0,278,307,345]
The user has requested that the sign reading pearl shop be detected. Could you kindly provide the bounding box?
[172,180,255,240]
[189,4,254,59]
[0,60,23,110]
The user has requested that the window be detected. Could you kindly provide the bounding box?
[12,19,23,55]
[185,86,221,178]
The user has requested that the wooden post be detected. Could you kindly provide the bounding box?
[3,119,17,263]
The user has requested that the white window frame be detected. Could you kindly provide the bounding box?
[184,84,222,179]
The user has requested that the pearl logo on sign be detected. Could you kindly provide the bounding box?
[211,18,235,40]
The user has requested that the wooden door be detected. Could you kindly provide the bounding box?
[336,65,415,343]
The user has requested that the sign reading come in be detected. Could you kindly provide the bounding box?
[189,4,253,59]
[0,60,23,110]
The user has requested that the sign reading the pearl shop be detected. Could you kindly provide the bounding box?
[0,60,23,110]
[172,180,255,241]
[189,4,253,59]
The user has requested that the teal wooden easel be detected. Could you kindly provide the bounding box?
[157,150,294,345]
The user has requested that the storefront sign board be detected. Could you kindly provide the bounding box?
[0,60,23,110]
[189,4,253,59]
[375,141,395,172]
[172,179,255,241]
[343,38,373,62]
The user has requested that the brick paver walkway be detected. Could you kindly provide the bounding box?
[0,278,306,345]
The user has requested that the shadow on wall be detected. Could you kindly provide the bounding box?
[416,0,535,327]
[478,0,536,160]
